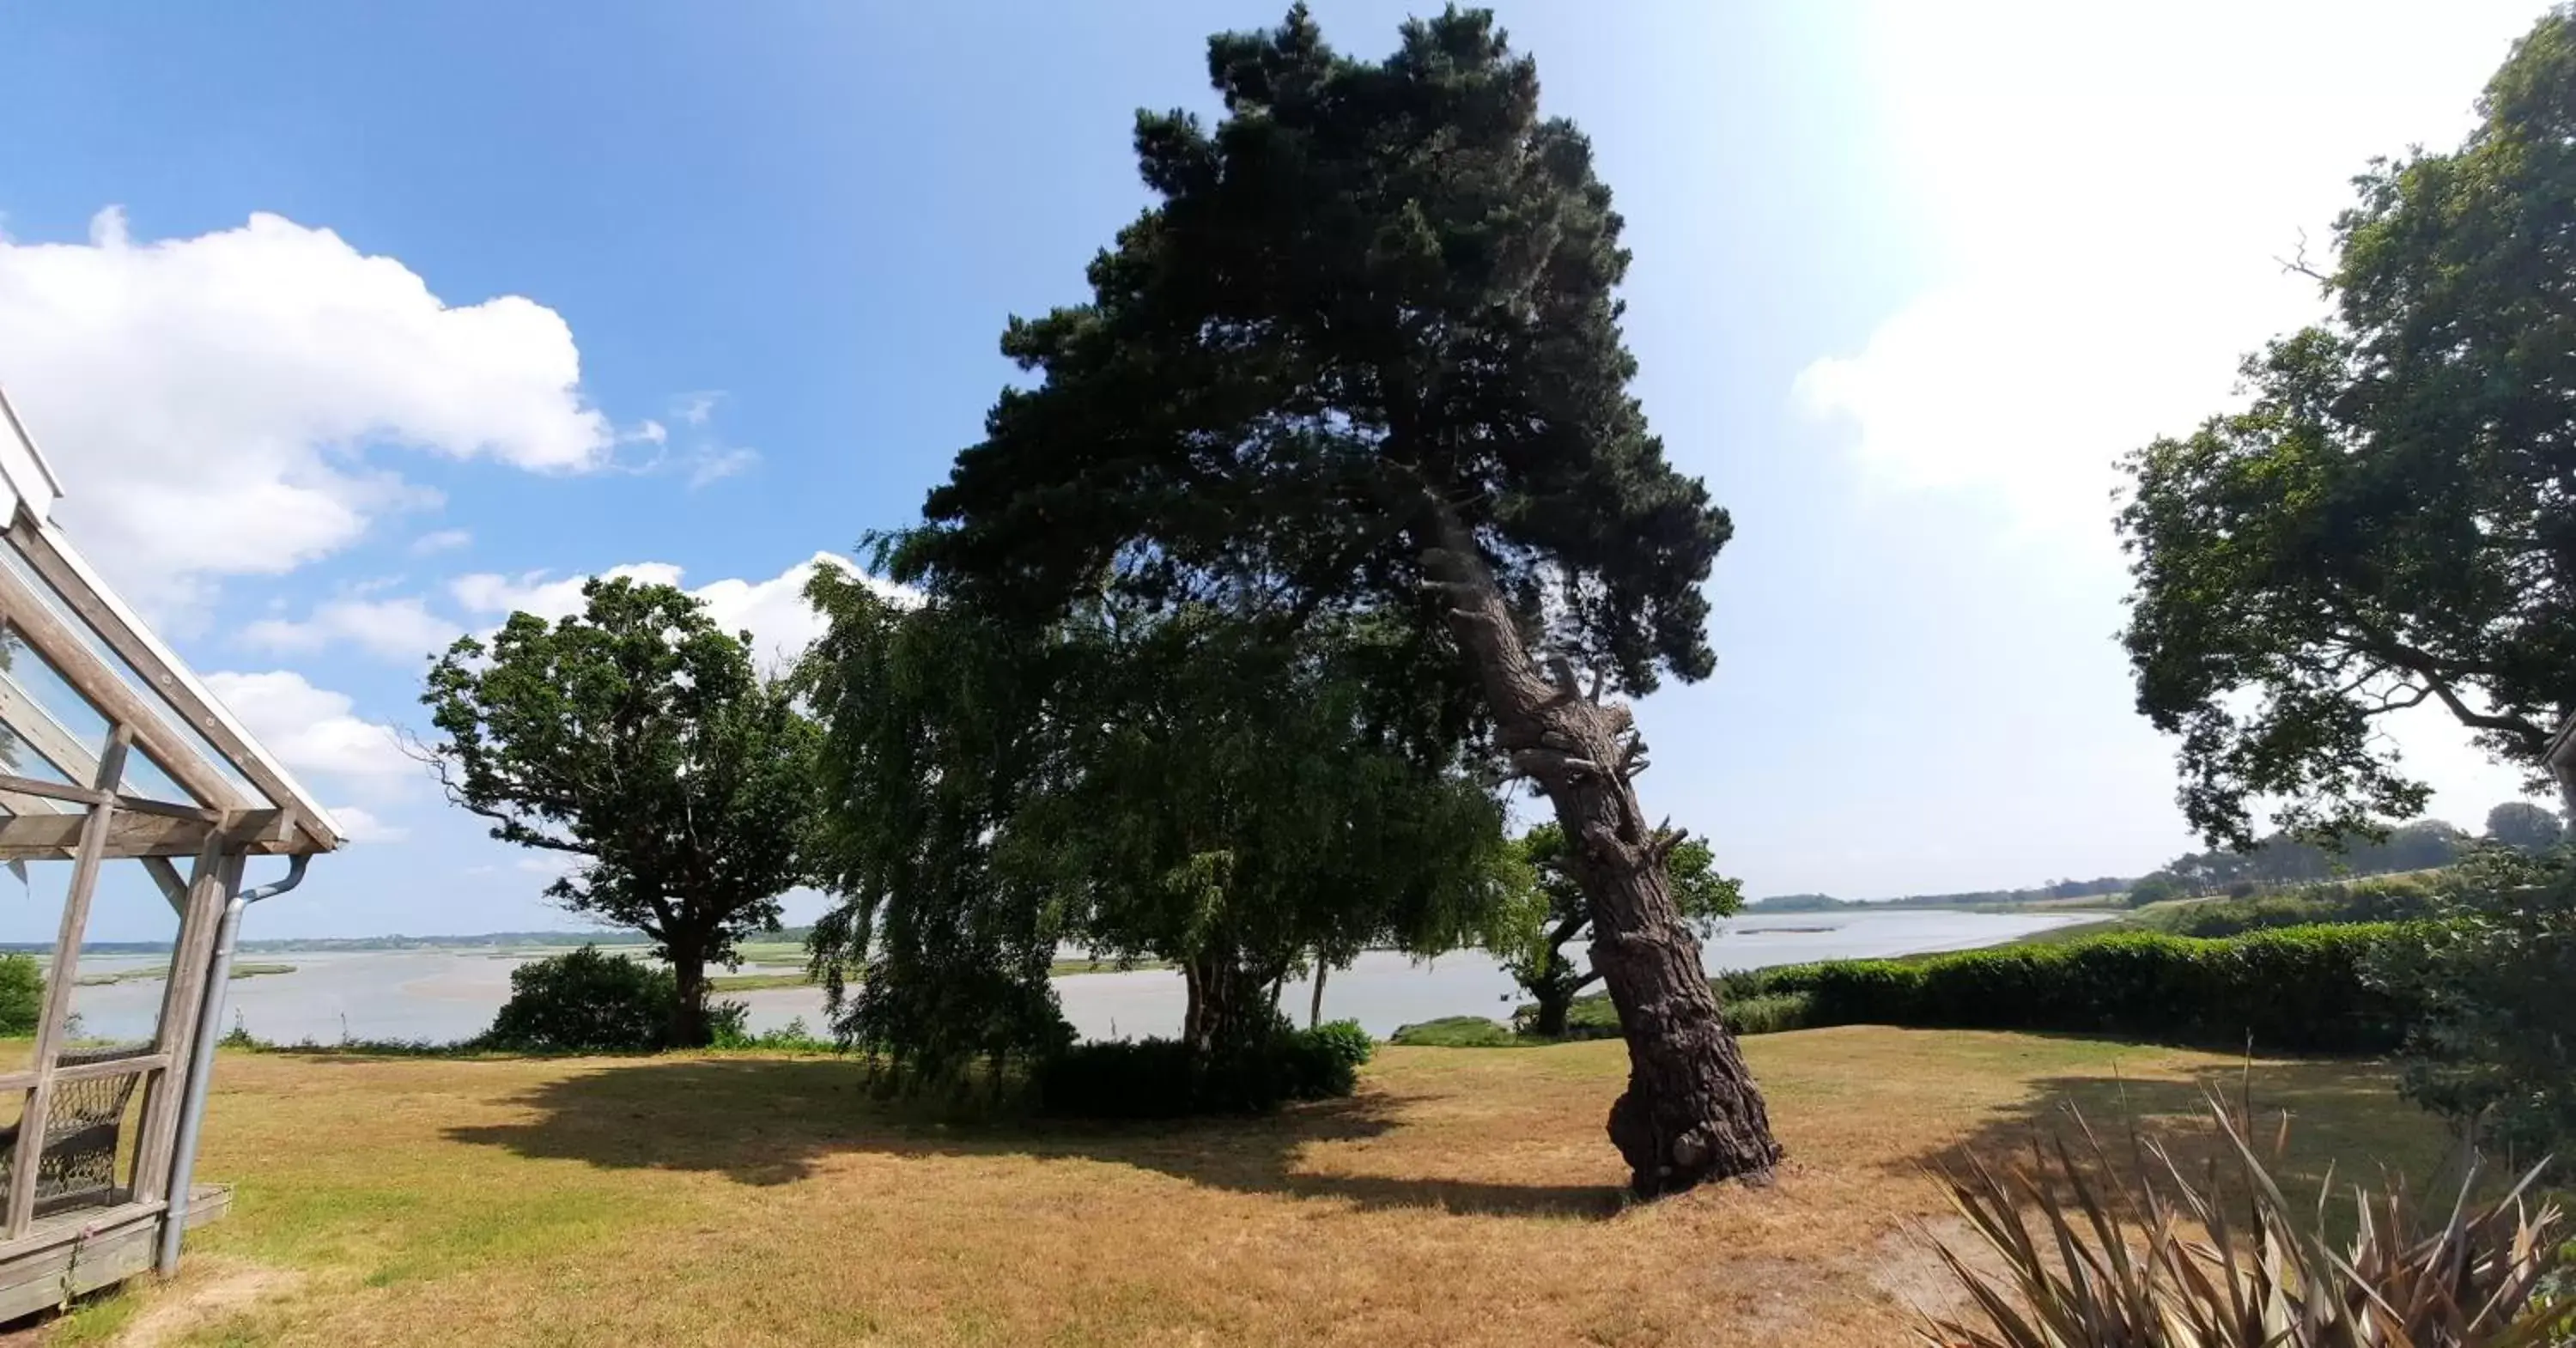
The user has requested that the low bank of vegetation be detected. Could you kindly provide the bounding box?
[1421,848,2576,1166]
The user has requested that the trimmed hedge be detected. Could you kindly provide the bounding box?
[1716,925,2412,1053]
[1035,1019,1376,1119]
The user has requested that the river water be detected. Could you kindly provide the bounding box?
[53,908,2094,1047]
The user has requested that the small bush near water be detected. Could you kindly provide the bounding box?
[479,946,747,1053]
[0,953,40,1036]
[1036,1019,1375,1119]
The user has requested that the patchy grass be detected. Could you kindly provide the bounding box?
[54,1029,2454,1347]
[72,963,295,988]
[1388,1016,1524,1047]
[707,971,811,993]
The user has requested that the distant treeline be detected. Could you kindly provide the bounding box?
[1747,814,2520,914]
[1747,877,2131,913]
[0,926,818,957]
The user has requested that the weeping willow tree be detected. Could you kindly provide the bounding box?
[798,564,1516,1081]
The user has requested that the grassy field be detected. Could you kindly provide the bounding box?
[31,1027,2456,1347]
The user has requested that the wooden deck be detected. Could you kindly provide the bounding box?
[0,1185,230,1324]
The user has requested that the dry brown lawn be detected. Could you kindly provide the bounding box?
[39,1028,2450,1347]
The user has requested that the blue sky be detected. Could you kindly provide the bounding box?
[0,1,2555,940]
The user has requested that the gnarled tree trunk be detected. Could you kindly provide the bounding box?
[1419,508,1782,1195]
[666,944,712,1049]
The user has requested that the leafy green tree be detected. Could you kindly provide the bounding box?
[422,578,820,1047]
[883,5,1777,1192]
[2117,9,2576,849]
[1494,823,1739,1037]
[2485,802,2565,855]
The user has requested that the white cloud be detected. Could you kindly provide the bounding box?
[448,562,687,624]
[1793,0,2548,820]
[202,670,413,781]
[329,805,409,844]
[410,528,473,556]
[450,553,908,672]
[1797,2,2543,555]
[240,595,463,663]
[684,446,759,489]
[0,209,612,609]
[673,392,720,428]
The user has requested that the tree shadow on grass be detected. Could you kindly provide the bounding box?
[1893,1055,2464,1219]
[439,1056,1623,1219]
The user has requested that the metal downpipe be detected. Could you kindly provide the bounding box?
[155,854,307,1277]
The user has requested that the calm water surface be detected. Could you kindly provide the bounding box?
[60,908,2097,1045]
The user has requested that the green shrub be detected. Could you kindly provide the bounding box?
[2371,847,2576,1162]
[1390,1016,1522,1047]
[710,1016,838,1053]
[2154,873,2443,938]
[1722,991,1814,1035]
[1035,1021,1374,1119]
[0,954,40,1036]
[480,946,746,1052]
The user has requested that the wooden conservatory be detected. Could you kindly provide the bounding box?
[0,386,343,1319]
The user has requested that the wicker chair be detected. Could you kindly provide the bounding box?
[0,1045,151,1218]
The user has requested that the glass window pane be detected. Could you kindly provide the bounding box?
[64,860,179,1057]
[0,539,254,806]
[0,626,109,786]
[0,857,70,1082]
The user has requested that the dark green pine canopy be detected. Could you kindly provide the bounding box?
[896,4,1729,700]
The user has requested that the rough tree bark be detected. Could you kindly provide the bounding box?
[1309,954,1328,1030]
[665,943,712,1049]
[1419,507,1783,1195]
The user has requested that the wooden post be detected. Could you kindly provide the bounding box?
[131,837,228,1206]
[4,727,125,1235]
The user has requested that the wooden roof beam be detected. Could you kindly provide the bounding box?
[3,514,337,852]
[0,810,292,861]
[0,555,245,812]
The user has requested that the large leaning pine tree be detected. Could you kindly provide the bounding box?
[895,7,1780,1191]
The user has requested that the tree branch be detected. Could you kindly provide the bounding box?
[1510,748,1603,780]
[2325,606,2548,752]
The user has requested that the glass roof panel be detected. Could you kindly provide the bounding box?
[0,623,112,787]
[0,620,203,805]
[0,539,249,805]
